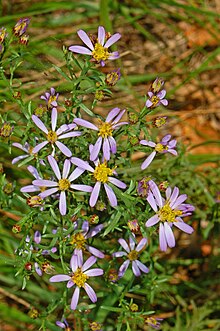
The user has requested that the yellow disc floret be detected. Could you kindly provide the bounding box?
[98,121,113,138]
[72,268,89,287]
[47,130,57,143]
[58,178,70,191]
[151,95,160,107]
[48,95,57,108]
[93,162,114,183]
[158,203,182,223]
[92,43,110,62]
[155,143,167,153]
[70,233,86,250]
[127,250,139,261]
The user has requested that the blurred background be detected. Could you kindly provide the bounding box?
[0,0,220,330]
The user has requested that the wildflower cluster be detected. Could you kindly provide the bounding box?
[1,21,196,330]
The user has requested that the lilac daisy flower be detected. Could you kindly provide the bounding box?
[112,235,149,278]
[146,180,195,252]
[70,220,104,258]
[12,142,37,165]
[140,134,177,170]
[71,157,126,207]
[32,155,92,215]
[32,107,81,157]
[40,87,59,108]
[13,18,30,37]
[69,26,121,67]
[74,107,127,161]
[49,252,104,310]
[146,90,168,108]
[145,316,163,329]
[56,319,71,330]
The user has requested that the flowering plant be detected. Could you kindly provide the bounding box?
[0,18,201,331]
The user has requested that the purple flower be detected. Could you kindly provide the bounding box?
[146,180,195,252]
[71,157,126,207]
[56,319,71,330]
[140,134,177,170]
[112,235,149,278]
[0,27,8,43]
[32,155,92,215]
[74,107,127,161]
[146,90,168,108]
[12,142,37,165]
[71,220,104,258]
[32,107,81,157]
[40,87,59,108]
[13,18,30,37]
[106,68,121,86]
[49,252,104,310]
[145,316,163,329]
[20,165,44,194]
[69,26,121,67]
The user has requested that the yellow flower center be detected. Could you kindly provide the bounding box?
[157,203,182,223]
[0,123,13,137]
[47,130,58,143]
[72,268,89,288]
[127,250,139,261]
[155,143,167,153]
[151,95,160,106]
[58,178,70,191]
[98,121,113,138]
[145,317,158,325]
[48,95,57,107]
[93,162,114,183]
[92,43,110,62]
[70,232,86,249]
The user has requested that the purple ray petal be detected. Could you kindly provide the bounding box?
[32,115,48,134]
[33,179,57,187]
[108,51,119,60]
[157,89,166,99]
[118,260,130,278]
[34,231,41,244]
[70,287,80,310]
[70,254,78,272]
[77,249,83,267]
[90,182,101,207]
[135,260,149,273]
[21,185,40,193]
[59,191,67,216]
[12,155,28,164]
[70,184,93,192]
[77,29,94,50]
[112,251,127,257]
[103,138,110,161]
[159,223,167,252]
[68,167,85,182]
[104,183,117,207]
[164,222,175,248]
[49,274,70,282]
[149,180,163,207]
[56,123,75,135]
[106,107,121,123]
[56,321,66,328]
[160,99,168,106]
[104,33,121,48]
[69,45,92,55]
[129,235,135,250]
[84,283,97,303]
[173,221,194,234]
[169,187,179,205]
[67,280,74,288]
[51,108,57,131]
[86,245,105,258]
[58,131,81,139]
[71,157,94,172]
[145,214,159,227]
[86,223,103,238]
[112,108,126,124]
[136,238,147,252]
[146,99,153,107]
[171,194,187,209]
[141,151,156,170]
[55,141,72,157]
[27,166,41,179]
[98,26,105,46]
[12,142,29,152]
[74,118,98,130]
[147,192,158,212]
[132,260,141,277]
[108,177,126,189]
[118,238,130,253]
[140,140,156,147]
[39,187,58,198]
[82,256,97,272]
[32,141,49,154]
[48,155,61,180]
[166,187,172,199]
[167,148,177,156]
[35,263,42,276]
[84,268,104,276]
[62,159,71,179]
[90,137,102,161]
[108,136,117,154]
